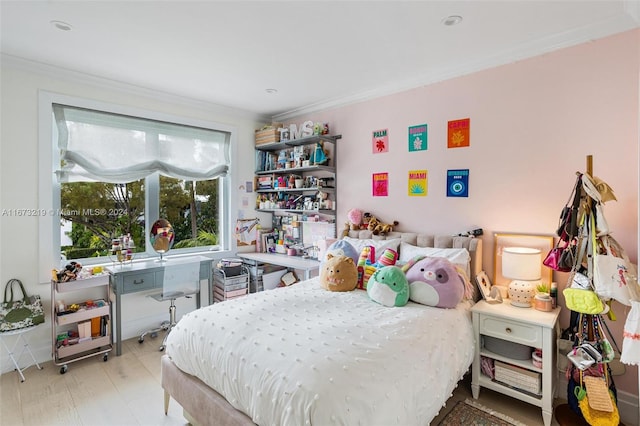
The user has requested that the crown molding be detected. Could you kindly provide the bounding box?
[273,13,638,121]
[1,54,270,123]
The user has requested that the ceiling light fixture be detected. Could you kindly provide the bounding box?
[265,88,278,94]
[50,20,73,31]
[442,15,463,26]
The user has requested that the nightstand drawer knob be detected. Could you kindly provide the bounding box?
[505,327,512,333]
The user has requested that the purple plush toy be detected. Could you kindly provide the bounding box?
[402,256,469,308]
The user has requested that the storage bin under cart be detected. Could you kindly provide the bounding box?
[51,274,113,374]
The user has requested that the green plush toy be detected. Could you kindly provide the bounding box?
[366,265,409,307]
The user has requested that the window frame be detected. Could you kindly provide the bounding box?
[38,91,235,280]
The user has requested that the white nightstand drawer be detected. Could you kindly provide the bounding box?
[480,316,542,347]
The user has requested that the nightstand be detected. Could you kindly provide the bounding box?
[471,300,560,426]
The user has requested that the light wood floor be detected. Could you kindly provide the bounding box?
[1,336,561,426]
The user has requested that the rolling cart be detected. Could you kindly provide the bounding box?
[51,274,113,374]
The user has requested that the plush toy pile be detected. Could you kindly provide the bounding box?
[353,244,470,309]
[319,254,358,292]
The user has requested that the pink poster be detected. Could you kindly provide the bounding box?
[372,172,388,196]
[372,129,389,153]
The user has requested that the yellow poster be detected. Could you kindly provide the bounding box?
[408,169,427,196]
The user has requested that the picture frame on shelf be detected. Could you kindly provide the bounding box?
[493,233,554,288]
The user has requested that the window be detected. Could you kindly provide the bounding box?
[47,100,232,265]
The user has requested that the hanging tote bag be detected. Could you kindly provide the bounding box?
[620,300,640,366]
[0,279,45,332]
[593,236,636,306]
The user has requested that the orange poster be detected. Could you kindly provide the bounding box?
[447,118,470,148]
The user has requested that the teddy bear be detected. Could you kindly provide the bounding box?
[366,265,409,307]
[320,254,358,292]
[402,256,472,308]
[356,246,399,290]
[366,215,399,236]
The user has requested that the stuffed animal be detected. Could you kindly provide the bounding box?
[356,246,398,290]
[367,265,409,307]
[321,239,359,266]
[366,215,399,236]
[402,256,471,309]
[347,208,364,230]
[320,254,358,292]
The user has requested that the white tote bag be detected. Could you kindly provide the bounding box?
[621,300,640,365]
[593,236,636,306]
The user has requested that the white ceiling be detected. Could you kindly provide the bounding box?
[1,1,638,120]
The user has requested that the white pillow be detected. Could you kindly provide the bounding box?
[398,242,471,277]
[342,237,401,257]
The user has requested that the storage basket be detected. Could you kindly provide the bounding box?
[494,360,541,395]
[255,123,283,145]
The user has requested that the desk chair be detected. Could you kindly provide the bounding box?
[138,259,200,351]
[0,325,44,382]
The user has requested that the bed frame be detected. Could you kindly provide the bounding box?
[161,232,483,425]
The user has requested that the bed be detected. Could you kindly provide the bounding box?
[162,231,483,425]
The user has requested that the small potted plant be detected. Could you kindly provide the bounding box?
[536,283,550,296]
[534,283,552,311]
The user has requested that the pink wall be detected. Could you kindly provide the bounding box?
[289,29,639,394]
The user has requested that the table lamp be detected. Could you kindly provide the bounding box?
[502,247,541,308]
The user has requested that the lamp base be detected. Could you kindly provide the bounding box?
[508,279,538,308]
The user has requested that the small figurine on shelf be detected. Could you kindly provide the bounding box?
[277,150,287,169]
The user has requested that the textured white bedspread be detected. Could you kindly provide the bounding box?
[166,278,474,426]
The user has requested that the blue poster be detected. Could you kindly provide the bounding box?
[446,169,469,197]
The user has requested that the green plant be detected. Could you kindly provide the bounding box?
[536,283,550,294]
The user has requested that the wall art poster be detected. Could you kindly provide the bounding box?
[447,118,470,148]
[408,169,427,196]
[372,129,389,153]
[372,172,389,196]
[446,169,469,197]
[408,124,428,152]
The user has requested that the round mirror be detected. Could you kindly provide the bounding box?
[150,219,174,259]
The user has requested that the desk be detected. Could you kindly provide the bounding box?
[107,256,213,356]
[236,252,320,281]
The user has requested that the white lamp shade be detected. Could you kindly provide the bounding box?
[502,247,541,281]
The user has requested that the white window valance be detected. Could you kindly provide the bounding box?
[53,104,231,183]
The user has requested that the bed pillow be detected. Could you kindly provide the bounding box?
[342,237,401,255]
[398,242,471,278]
[316,238,338,262]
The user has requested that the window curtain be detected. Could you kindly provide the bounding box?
[53,104,231,183]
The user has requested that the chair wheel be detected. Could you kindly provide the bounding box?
[150,332,158,338]
[60,365,68,374]
[159,345,165,352]
[138,337,144,344]
[103,354,108,362]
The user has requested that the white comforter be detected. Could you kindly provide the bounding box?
[166,278,474,426]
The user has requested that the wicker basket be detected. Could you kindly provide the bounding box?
[255,123,283,145]
[494,360,541,395]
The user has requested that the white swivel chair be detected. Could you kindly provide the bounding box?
[138,258,200,351]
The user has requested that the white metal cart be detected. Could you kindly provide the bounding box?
[51,274,113,374]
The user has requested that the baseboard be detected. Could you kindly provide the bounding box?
[558,376,639,426]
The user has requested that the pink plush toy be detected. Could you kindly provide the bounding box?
[402,256,472,308]
[347,208,363,230]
